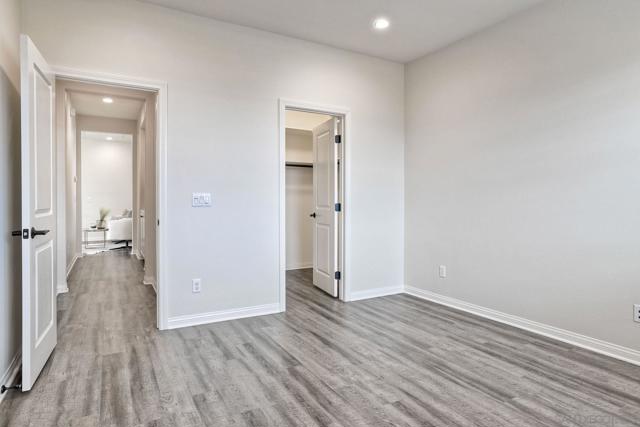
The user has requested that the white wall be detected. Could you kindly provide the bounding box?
[285,128,313,164]
[137,122,146,258]
[135,105,147,259]
[405,0,640,352]
[141,96,157,287]
[64,96,77,271]
[23,0,405,320]
[285,110,331,132]
[75,115,137,248]
[285,130,313,269]
[81,134,133,230]
[0,0,21,394]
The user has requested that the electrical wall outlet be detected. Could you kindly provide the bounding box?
[439,265,447,278]
[634,304,640,323]
[192,278,202,293]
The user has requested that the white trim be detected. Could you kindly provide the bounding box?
[56,251,79,295]
[405,286,640,367]
[143,275,157,293]
[278,99,351,311]
[155,80,168,330]
[66,253,79,278]
[167,303,280,330]
[286,263,313,271]
[52,66,169,330]
[349,286,404,302]
[0,352,21,405]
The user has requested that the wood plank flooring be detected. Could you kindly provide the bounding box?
[1,252,639,426]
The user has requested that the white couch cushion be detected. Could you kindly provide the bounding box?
[107,217,132,241]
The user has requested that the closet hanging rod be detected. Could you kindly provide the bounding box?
[286,162,313,168]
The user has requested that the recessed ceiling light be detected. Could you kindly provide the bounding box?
[102,97,114,104]
[372,17,390,31]
[106,136,113,141]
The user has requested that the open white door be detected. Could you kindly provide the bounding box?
[20,35,57,392]
[311,118,339,297]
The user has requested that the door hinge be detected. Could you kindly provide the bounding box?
[334,203,341,212]
[335,271,341,280]
[335,135,342,144]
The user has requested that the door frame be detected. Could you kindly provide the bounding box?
[278,98,351,311]
[53,66,170,330]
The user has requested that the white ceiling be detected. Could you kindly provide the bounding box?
[81,131,133,143]
[140,0,542,62]
[70,92,144,120]
[286,110,332,131]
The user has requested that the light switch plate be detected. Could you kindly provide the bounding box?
[192,192,212,207]
[634,304,640,323]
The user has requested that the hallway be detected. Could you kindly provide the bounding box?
[1,254,640,426]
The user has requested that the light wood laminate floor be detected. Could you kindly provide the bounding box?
[1,252,639,426]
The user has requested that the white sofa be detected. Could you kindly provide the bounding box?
[107,217,132,244]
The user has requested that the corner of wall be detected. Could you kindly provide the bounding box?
[0,0,23,402]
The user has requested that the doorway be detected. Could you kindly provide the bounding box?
[17,35,167,392]
[79,130,134,255]
[280,100,349,310]
[56,79,158,286]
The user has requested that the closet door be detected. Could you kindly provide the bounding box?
[311,118,339,297]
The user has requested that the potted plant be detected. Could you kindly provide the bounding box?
[97,208,110,229]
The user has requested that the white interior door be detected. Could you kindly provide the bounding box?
[312,118,339,297]
[20,35,57,392]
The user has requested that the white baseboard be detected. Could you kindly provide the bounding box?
[143,275,156,293]
[286,264,313,271]
[349,285,404,302]
[66,254,79,278]
[404,286,640,367]
[167,303,280,330]
[0,352,21,405]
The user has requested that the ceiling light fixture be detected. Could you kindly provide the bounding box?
[102,97,114,104]
[372,17,390,31]
[106,136,113,141]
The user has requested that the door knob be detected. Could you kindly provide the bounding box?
[30,227,50,238]
[309,212,316,218]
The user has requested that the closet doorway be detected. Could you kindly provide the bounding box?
[280,101,348,310]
